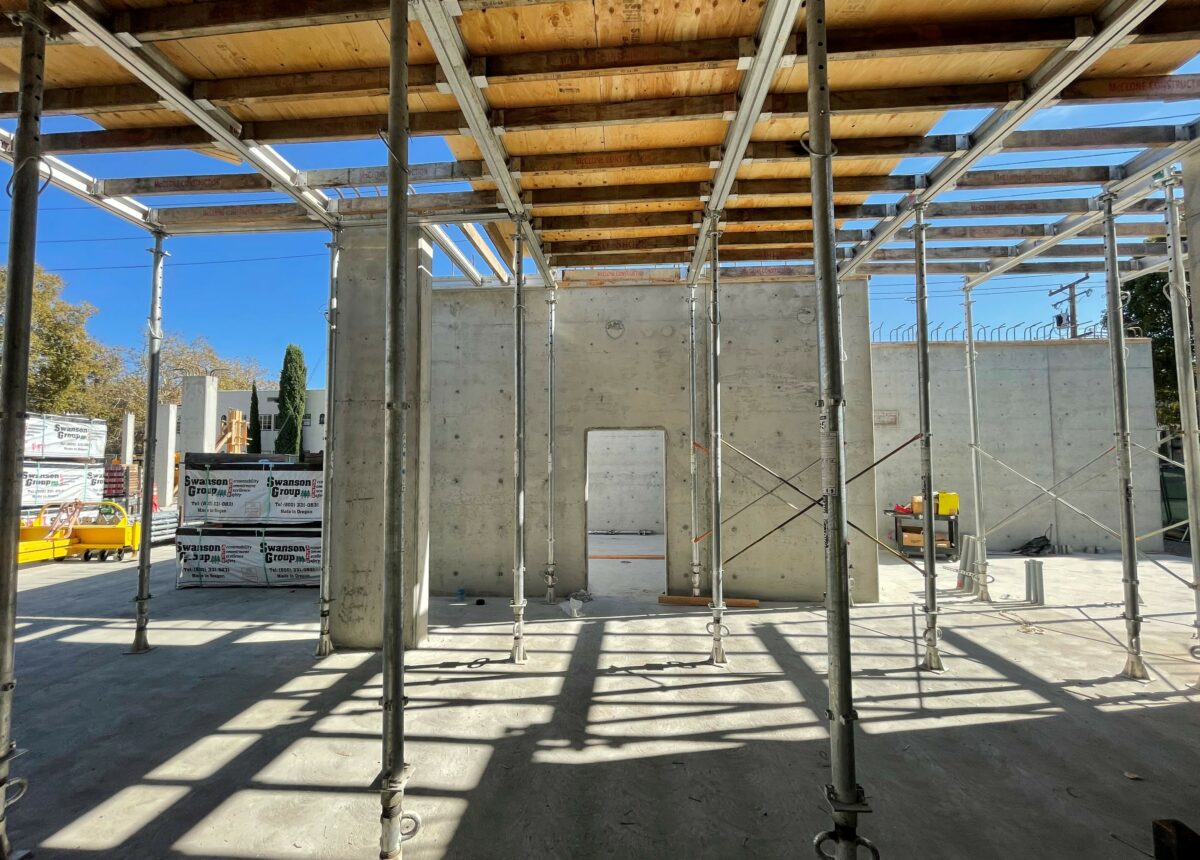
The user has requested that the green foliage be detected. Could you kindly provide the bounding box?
[1121,271,1178,428]
[1,264,271,456]
[248,383,261,454]
[274,344,307,456]
[0,266,121,418]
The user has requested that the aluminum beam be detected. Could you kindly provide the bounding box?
[412,0,556,287]
[461,223,510,283]
[686,0,803,282]
[425,224,483,286]
[840,0,1169,278]
[964,117,1200,290]
[47,0,336,228]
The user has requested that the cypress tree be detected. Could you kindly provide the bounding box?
[274,344,307,456]
[248,382,261,454]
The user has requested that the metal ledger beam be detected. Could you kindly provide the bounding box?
[412,0,556,286]
[808,1,877,857]
[129,231,165,656]
[1102,193,1150,682]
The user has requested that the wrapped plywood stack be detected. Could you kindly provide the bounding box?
[21,414,107,511]
[176,453,323,588]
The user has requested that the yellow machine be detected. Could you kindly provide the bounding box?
[18,501,141,564]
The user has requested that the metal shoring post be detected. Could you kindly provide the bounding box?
[688,278,703,596]
[1160,175,1200,638]
[511,226,529,663]
[807,2,877,858]
[0,4,46,854]
[914,205,944,673]
[543,277,557,604]
[706,225,729,665]
[962,285,992,602]
[316,229,341,658]
[1101,192,1149,682]
[379,0,417,854]
[129,231,166,656]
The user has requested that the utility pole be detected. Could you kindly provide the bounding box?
[1049,276,1088,338]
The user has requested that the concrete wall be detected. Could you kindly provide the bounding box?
[586,429,666,533]
[428,279,878,604]
[871,339,1163,553]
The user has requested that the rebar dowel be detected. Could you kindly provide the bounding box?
[962,288,992,601]
[316,230,341,658]
[914,206,944,672]
[1101,193,1149,682]
[130,231,166,656]
[544,284,557,604]
[1162,177,1200,639]
[0,8,45,852]
[511,230,529,664]
[707,232,728,665]
[380,0,414,854]
[688,282,704,596]
[809,0,875,854]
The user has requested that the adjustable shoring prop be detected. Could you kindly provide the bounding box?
[1100,192,1149,682]
[706,228,729,665]
[687,277,704,596]
[914,204,944,673]
[511,226,529,664]
[0,4,47,853]
[808,0,879,854]
[129,230,166,656]
[544,273,558,604]
[316,228,341,658]
[379,0,419,853]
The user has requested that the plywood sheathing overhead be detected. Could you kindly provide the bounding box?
[0,0,1194,256]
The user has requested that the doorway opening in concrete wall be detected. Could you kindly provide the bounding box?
[585,429,668,599]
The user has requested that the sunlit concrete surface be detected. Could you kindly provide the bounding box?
[9,547,1199,859]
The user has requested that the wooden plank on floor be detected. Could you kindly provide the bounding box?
[588,553,666,560]
[658,594,760,608]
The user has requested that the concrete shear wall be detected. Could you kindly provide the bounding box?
[326,233,880,648]
[871,340,1163,554]
[429,279,878,604]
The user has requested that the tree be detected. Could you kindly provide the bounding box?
[248,382,262,454]
[0,266,124,418]
[1122,271,1178,428]
[274,344,306,456]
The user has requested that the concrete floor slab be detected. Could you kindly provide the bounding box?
[8,547,1200,858]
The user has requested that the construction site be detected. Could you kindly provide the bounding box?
[0,0,1199,858]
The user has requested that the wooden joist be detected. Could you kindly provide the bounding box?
[20,74,1200,147]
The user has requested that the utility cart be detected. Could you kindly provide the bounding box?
[888,492,960,562]
[19,501,141,564]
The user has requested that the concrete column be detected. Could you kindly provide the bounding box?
[154,403,177,508]
[179,375,218,456]
[328,225,432,649]
[121,411,135,465]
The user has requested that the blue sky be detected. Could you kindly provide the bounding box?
[1,51,1198,382]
